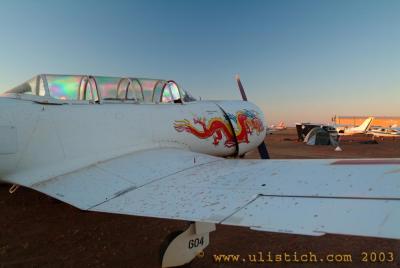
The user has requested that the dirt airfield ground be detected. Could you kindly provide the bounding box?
[1,128,399,268]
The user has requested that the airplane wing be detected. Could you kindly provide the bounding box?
[6,148,400,239]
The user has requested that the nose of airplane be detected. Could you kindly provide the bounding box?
[216,100,267,155]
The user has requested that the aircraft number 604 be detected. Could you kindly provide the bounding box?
[188,237,204,249]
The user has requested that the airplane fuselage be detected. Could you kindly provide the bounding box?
[0,97,266,185]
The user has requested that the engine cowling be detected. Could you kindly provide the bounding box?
[215,100,267,156]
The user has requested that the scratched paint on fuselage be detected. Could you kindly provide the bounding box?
[173,109,264,148]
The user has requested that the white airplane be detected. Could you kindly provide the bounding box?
[0,74,399,268]
[390,124,400,131]
[368,126,400,138]
[267,121,287,133]
[335,117,374,136]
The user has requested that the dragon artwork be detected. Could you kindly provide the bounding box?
[173,109,265,147]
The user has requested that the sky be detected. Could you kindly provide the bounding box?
[0,0,399,125]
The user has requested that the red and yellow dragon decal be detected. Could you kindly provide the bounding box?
[173,109,264,147]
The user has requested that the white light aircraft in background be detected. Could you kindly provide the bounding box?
[335,117,374,136]
[0,74,399,267]
[267,121,287,133]
[368,127,400,138]
[390,124,400,131]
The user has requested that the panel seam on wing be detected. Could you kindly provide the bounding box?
[257,194,400,201]
[218,194,261,225]
[87,159,224,210]
[28,148,176,188]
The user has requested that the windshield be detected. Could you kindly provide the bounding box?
[181,89,197,102]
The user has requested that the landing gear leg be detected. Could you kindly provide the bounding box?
[160,222,216,268]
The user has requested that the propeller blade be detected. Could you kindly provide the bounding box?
[257,141,270,159]
[235,74,270,159]
[235,74,248,101]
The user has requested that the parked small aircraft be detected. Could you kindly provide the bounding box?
[390,124,400,131]
[0,74,399,267]
[335,117,374,136]
[368,126,400,138]
[267,121,287,134]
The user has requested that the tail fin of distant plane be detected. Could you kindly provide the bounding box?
[278,122,284,128]
[353,117,374,132]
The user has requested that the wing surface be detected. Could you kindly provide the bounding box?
[11,148,400,239]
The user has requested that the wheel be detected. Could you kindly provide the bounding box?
[160,230,182,259]
[160,230,193,267]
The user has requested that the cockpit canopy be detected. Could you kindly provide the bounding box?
[4,74,196,104]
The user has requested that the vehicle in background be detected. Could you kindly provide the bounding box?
[296,123,338,142]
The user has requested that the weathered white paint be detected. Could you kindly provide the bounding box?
[0,97,264,185]
[15,147,400,240]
